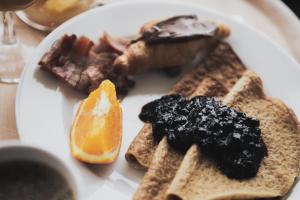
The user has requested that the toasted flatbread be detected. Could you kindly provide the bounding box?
[132,76,230,200]
[125,42,246,169]
[166,71,300,200]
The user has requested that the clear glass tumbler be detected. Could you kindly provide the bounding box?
[17,0,95,32]
[0,0,36,83]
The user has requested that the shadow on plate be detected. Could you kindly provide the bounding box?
[83,161,117,178]
[33,68,86,99]
[34,68,59,91]
[120,162,146,183]
[128,50,207,98]
[34,68,86,135]
[106,177,136,197]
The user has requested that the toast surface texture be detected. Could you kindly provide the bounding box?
[125,42,246,169]
[166,71,300,200]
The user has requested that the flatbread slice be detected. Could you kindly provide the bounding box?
[132,76,230,200]
[125,42,246,169]
[166,71,300,200]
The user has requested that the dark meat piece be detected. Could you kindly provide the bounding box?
[114,15,230,75]
[100,31,130,54]
[139,15,219,44]
[39,34,134,98]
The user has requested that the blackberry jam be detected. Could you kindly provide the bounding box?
[139,94,268,180]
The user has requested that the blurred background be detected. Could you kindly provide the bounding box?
[283,0,300,17]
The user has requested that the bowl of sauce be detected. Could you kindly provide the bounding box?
[0,141,76,199]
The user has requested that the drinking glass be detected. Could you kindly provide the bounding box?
[17,0,95,32]
[0,0,36,83]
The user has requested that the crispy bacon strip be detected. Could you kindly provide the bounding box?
[39,34,134,98]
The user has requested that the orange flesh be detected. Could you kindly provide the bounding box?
[70,80,122,163]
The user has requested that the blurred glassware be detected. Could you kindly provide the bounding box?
[16,0,96,32]
[0,0,36,83]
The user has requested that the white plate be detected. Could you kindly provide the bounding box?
[16,0,300,199]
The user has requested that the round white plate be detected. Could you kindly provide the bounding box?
[16,0,300,199]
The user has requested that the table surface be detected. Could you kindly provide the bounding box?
[1,0,300,141]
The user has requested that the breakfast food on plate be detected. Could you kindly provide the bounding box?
[39,15,228,97]
[125,42,246,169]
[128,42,246,200]
[132,71,300,200]
[166,71,300,200]
[70,80,122,164]
[139,94,268,179]
[113,15,230,74]
[130,81,239,200]
[39,33,134,98]
[37,13,300,199]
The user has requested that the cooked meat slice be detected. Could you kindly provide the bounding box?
[39,34,77,73]
[100,31,131,54]
[114,15,230,75]
[39,33,134,98]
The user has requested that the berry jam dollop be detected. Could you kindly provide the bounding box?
[139,94,268,180]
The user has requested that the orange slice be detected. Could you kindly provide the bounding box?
[70,80,122,164]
